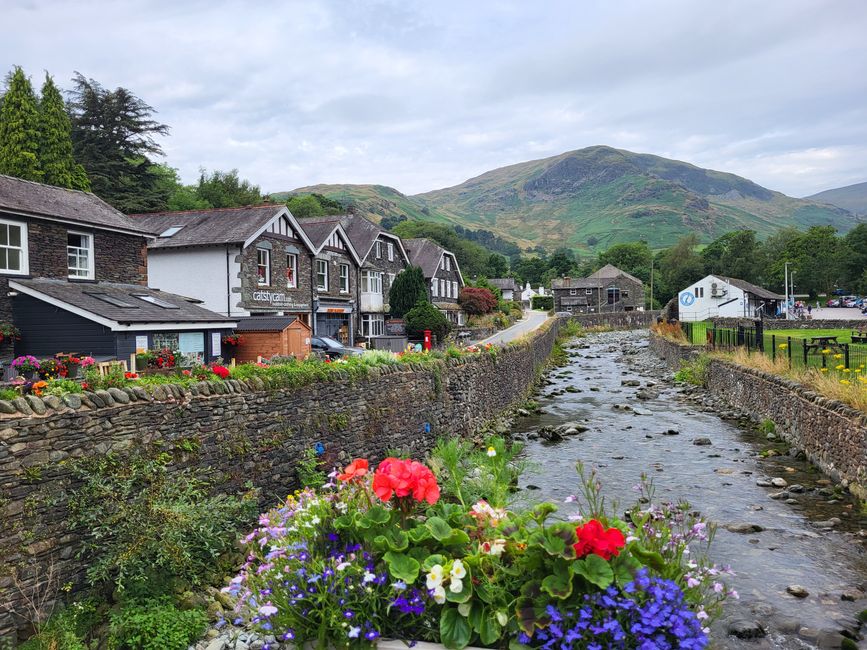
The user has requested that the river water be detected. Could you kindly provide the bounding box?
[514,330,866,649]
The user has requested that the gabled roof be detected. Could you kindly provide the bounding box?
[10,278,235,331]
[587,264,643,285]
[0,174,154,236]
[296,216,362,265]
[338,214,409,265]
[551,278,603,290]
[403,238,464,284]
[234,315,309,332]
[129,205,315,251]
[713,276,785,301]
[488,278,520,292]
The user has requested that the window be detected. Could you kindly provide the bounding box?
[0,220,27,275]
[695,287,704,298]
[158,225,184,238]
[440,279,446,298]
[362,314,384,337]
[431,278,438,297]
[257,248,270,285]
[361,270,382,293]
[339,263,350,293]
[607,287,621,304]
[569,289,577,296]
[153,332,179,351]
[387,242,394,261]
[452,281,458,298]
[67,232,94,279]
[585,288,593,295]
[622,290,629,298]
[316,259,328,290]
[286,253,297,288]
[445,256,451,271]
[440,257,445,270]
[375,241,382,259]
[86,292,138,308]
[132,293,180,309]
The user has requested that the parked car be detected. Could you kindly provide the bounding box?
[311,336,364,360]
[827,298,841,307]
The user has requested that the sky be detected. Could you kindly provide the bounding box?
[3,0,866,197]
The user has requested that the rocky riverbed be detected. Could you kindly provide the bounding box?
[515,329,866,649]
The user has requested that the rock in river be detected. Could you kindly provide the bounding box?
[692,437,712,446]
[725,522,765,534]
[786,584,809,598]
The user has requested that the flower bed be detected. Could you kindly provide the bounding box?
[222,439,733,649]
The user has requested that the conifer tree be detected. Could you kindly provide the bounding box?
[38,74,90,190]
[0,67,42,181]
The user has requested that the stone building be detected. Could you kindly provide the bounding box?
[403,238,465,325]
[488,278,520,301]
[0,175,234,366]
[552,264,645,313]
[338,214,410,341]
[130,205,317,324]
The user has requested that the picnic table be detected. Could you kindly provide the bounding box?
[852,330,867,344]
[804,335,844,354]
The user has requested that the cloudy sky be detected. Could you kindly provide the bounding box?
[4,0,866,197]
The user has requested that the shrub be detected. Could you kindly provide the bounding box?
[296,447,327,489]
[0,387,18,400]
[458,287,498,315]
[673,355,710,386]
[43,378,83,397]
[18,599,99,650]
[405,301,451,341]
[107,598,207,650]
[69,452,257,595]
[531,295,553,310]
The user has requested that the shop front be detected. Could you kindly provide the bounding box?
[314,301,354,344]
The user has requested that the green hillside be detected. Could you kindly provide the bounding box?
[279,146,861,253]
[806,181,867,216]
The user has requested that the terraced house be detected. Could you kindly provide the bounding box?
[403,238,466,326]
[0,175,234,366]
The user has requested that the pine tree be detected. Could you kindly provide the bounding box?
[389,266,430,318]
[0,67,42,181]
[38,74,90,190]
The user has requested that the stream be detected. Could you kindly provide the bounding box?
[514,330,867,649]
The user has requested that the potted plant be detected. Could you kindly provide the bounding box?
[222,334,244,347]
[11,355,40,380]
[135,350,155,371]
[37,357,64,380]
[0,323,21,344]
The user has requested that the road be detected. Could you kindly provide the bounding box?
[477,309,551,345]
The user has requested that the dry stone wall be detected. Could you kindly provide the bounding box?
[568,310,661,329]
[709,317,867,331]
[0,321,560,642]
[650,334,867,500]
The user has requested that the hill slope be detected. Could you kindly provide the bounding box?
[806,181,867,216]
[281,146,859,252]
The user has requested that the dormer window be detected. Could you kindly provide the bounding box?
[67,231,94,279]
[0,220,27,275]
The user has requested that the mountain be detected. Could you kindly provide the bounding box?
[806,181,867,216]
[281,146,860,252]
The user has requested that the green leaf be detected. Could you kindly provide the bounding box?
[574,554,614,589]
[510,641,533,650]
[468,602,484,631]
[479,612,502,645]
[408,526,432,543]
[426,516,454,541]
[629,544,666,573]
[383,551,420,583]
[540,523,578,559]
[532,502,558,520]
[333,514,352,529]
[440,607,472,650]
[540,558,573,599]
[440,529,472,547]
[366,505,391,524]
[422,554,447,571]
[611,554,642,586]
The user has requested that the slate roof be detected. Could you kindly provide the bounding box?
[129,205,289,249]
[403,238,447,277]
[234,315,308,332]
[338,214,406,263]
[296,215,345,248]
[551,278,603,290]
[718,277,785,301]
[10,278,234,325]
[0,174,154,236]
[488,278,520,292]
[587,264,643,285]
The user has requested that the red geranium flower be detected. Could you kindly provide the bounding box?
[212,365,230,379]
[573,519,626,561]
[372,457,440,504]
[338,458,369,482]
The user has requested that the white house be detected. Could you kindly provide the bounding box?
[520,283,547,307]
[677,275,785,321]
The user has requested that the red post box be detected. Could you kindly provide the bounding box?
[423,329,432,351]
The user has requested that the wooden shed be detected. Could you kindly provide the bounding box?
[232,316,312,362]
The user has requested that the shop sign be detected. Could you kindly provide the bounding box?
[250,290,308,309]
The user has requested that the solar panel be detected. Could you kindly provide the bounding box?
[84,292,139,308]
[131,294,180,309]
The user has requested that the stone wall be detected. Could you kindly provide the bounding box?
[569,310,661,329]
[709,317,867,331]
[0,321,560,642]
[650,334,867,500]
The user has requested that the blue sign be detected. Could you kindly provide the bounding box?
[679,292,695,307]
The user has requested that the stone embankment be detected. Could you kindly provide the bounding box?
[709,316,867,331]
[0,323,562,642]
[650,334,867,499]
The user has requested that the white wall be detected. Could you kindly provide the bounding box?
[678,275,747,321]
[147,247,245,317]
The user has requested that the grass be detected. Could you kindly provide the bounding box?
[768,328,862,343]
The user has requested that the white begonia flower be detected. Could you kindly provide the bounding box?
[449,578,463,593]
[433,585,446,604]
[496,611,508,627]
[426,565,444,590]
[487,446,497,457]
[450,559,467,580]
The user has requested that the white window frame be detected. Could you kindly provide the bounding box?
[339,263,350,293]
[362,313,385,337]
[431,278,438,297]
[316,259,328,291]
[452,281,458,298]
[0,219,28,276]
[361,270,382,294]
[440,278,446,298]
[440,257,445,270]
[375,241,382,259]
[256,248,270,286]
[67,230,95,279]
[286,253,298,289]
[570,289,577,296]
[585,288,593,295]
[387,242,394,261]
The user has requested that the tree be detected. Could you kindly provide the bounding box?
[458,287,498,315]
[150,164,210,211]
[286,194,326,218]
[37,74,89,190]
[842,224,867,293]
[68,73,170,212]
[657,234,704,301]
[485,253,508,277]
[597,242,653,283]
[404,301,450,341]
[700,230,760,283]
[0,66,42,181]
[388,266,428,318]
[195,168,262,208]
[547,247,578,277]
[512,256,549,287]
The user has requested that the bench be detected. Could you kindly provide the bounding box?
[804,335,844,355]
[852,330,867,344]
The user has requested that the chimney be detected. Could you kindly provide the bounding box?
[563,276,571,284]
